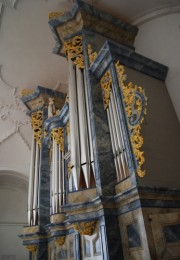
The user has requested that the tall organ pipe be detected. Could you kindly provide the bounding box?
[54,141,59,213]
[28,133,36,225]
[51,138,55,214]
[76,66,90,188]
[32,142,39,225]
[83,70,95,175]
[112,87,129,176]
[108,99,123,181]
[68,58,81,190]
[107,108,120,181]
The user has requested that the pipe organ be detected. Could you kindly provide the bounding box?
[28,111,42,226]
[20,1,180,260]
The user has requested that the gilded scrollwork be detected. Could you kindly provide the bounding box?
[31,110,43,146]
[115,61,147,177]
[100,70,112,109]
[88,44,112,109]
[21,89,34,96]
[72,221,97,235]
[26,244,37,253]
[87,44,97,65]
[55,236,65,246]
[49,12,64,20]
[64,36,84,69]
[51,127,64,151]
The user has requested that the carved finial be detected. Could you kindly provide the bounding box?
[48,98,56,118]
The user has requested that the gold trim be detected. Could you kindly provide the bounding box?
[100,70,112,109]
[26,245,37,253]
[115,61,147,177]
[87,44,97,65]
[31,110,43,147]
[21,89,34,96]
[88,44,112,109]
[64,35,84,69]
[49,12,64,20]
[72,221,97,235]
[51,127,64,151]
[55,236,65,246]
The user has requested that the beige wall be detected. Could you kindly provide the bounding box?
[126,67,180,188]
[0,174,28,260]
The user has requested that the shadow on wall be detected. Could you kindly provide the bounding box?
[0,171,29,260]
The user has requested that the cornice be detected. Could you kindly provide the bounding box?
[49,0,138,56]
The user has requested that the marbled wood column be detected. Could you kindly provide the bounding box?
[37,113,50,259]
[75,233,81,260]
[85,71,117,196]
[100,216,124,260]
[83,32,124,259]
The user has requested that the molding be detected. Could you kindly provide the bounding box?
[129,4,180,26]
[0,222,27,226]
[89,41,168,81]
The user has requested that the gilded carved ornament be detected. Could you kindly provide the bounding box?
[55,236,65,246]
[67,161,71,179]
[64,36,84,69]
[49,12,64,20]
[100,70,112,109]
[31,111,43,146]
[26,245,37,253]
[72,221,97,235]
[51,127,64,151]
[115,61,147,177]
[88,45,112,109]
[21,89,34,97]
[87,44,97,65]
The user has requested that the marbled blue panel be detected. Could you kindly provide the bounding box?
[163,224,180,243]
[39,140,51,231]
[90,41,168,81]
[126,222,142,248]
[138,186,180,195]
[58,249,67,259]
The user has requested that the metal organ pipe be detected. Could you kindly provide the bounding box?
[107,108,119,181]
[32,142,40,225]
[51,138,55,214]
[112,87,129,177]
[68,58,81,190]
[110,93,126,179]
[28,133,36,225]
[54,141,58,213]
[76,66,90,188]
[83,70,95,175]
[108,99,123,181]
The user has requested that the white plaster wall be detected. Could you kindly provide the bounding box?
[0,175,28,260]
[134,13,180,122]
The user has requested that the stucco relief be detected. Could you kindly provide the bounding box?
[0,65,30,149]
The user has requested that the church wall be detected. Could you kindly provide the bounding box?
[125,67,180,188]
[0,176,28,260]
[134,13,180,122]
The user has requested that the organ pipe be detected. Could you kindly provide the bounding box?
[68,58,81,190]
[32,142,40,225]
[76,66,90,188]
[28,133,36,225]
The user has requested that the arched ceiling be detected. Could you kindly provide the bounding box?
[0,0,179,177]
